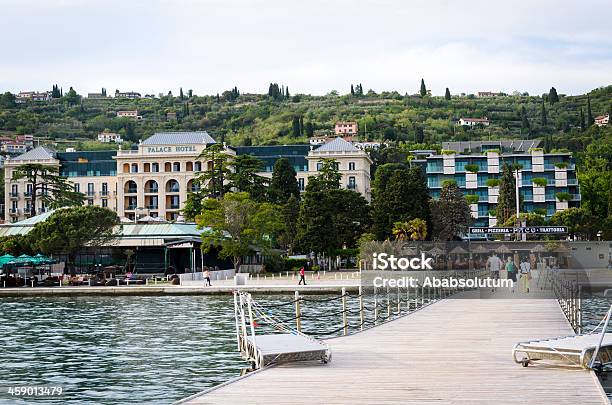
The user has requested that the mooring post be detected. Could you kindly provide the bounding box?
[295,290,301,332]
[342,287,348,336]
[359,285,364,331]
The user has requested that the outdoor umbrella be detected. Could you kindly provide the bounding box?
[494,245,512,254]
[0,254,15,266]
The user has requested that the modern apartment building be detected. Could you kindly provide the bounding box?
[4,133,373,223]
[416,140,581,227]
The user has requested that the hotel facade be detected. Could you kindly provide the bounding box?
[4,132,373,223]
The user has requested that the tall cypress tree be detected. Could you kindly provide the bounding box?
[580,108,585,131]
[521,106,530,132]
[269,158,300,204]
[587,94,595,126]
[420,79,427,97]
[548,87,559,105]
[541,99,547,126]
[496,164,517,225]
[350,84,355,96]
[444,88,451,100]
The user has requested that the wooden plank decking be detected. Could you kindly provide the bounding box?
[182,295,607,404]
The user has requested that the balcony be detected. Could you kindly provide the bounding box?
[125,188,138,194]
[168,204,180,210]
[145,204,159,210]
[571,194,581,201]
[9,192,19,199]
[86,191,95,197]
[24,191,33,198]
[100,190,110,197]
[125,205,137,211]
[9,208,20,215]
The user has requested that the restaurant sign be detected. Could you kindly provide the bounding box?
[469,226,568,234]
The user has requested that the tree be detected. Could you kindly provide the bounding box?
[179,87,184,100]
[51,84,61,99]
[371,164,430,240]
[27,206,120,272]
[64,87,80,105]
[444,88,451,101]
[0,92,16,109]
[228,154,268,201]
[350,84,355,96]
[415,125,424,143]
[550,207,598,240]
[269,158,300,204]
[496,164,517,225]
[305,122,314,137]
[580,108,586,131]
[430,182,471,240]
[291,115,301,137]
[420,78,427,97]
[541,99,547,126]
[196,192,283,272]
[549,87,559,104]
[521,105,530,132]
[406,218,428,241]
[295,189,370,256]
[279,194,300,252]
[587,94,595,126]
[194,143,232,198]
[12,163,85,217]
[307,158,341,191]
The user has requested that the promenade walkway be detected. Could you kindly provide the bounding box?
[182,293,607,404]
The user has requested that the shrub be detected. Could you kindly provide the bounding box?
[554,162,568,169]
[529,147,543,152]
[283,258,308,272]
[464,164,480,173]
[534,208,547,216]
[488,209,497,217]
[482,149,501,154]
[441,179,457,187]
[556,192,571,201]
[486,179,500,187]
[532,177,547,187]
[465,194,480,204]
[441,149,456,155]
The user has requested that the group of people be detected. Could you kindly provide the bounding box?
[486,253,532,293]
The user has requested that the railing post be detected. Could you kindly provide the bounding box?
[387,285,391,318]
[342,287,348,336]
[359,285,364,331]
[246,294,258,367]
[295,290,301,332]
[578,285,582,334]
[233,291,241,351]
[374,285,378,325]
[421,283,424,307]
[407,282,411,312]
[397,285,401,314]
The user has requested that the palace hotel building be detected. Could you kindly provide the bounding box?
[4,132,373,222]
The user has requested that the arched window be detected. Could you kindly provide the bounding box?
[123,163,130,173]
[173,162,181,172]
[194,161,202,172]
[131,163,138,173]
[125,180,137,194]
[144,163,151,172]
[145,180,158,193]
[187,179,200,193]
[166,179,180,193]
[164,162,172,172]
[186,162,193,171]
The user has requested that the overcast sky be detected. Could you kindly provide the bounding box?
[2,0,611,96]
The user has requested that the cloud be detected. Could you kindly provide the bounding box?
[0,0,610,95]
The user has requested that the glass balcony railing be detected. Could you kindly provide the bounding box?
[168,204,180,209]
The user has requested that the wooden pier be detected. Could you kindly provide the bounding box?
[180,293,607,404]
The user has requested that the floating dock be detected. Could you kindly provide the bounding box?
[179,293,607,404]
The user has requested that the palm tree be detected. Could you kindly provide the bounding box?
[407,218,428,241]
[392,221,410,241]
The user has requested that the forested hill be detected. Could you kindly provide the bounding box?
[0,84,610,153]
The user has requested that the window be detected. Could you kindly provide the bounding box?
[74,183,80,193]
[131,163,138,173]
[102,182,108,196]
[87,183,94,196]
[152,163,160,173]
[194,162,202,172]
[316,162,323,171]
[348,176,356,190]
[348,162,355,171]
[173,162,181,172]
[144,163,151,172]
[87,199,94,206]
[11,184,18,196]
[186,162,193,171]
[298,178,305,191]
[102,199,108,208]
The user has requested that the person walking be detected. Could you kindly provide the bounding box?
[486,253,503,292]
[519,257,531,293]
[298,266,306,285]
[204,267,212,287]
[505,256,517,282]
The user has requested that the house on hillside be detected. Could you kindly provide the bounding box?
[595,114,609,127]
[335,121,358,135]
[458,117,490,127]
[117,110,142,120]
[477,92,500,97]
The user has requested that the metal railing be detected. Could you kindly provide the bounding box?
[549,271,582,334]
